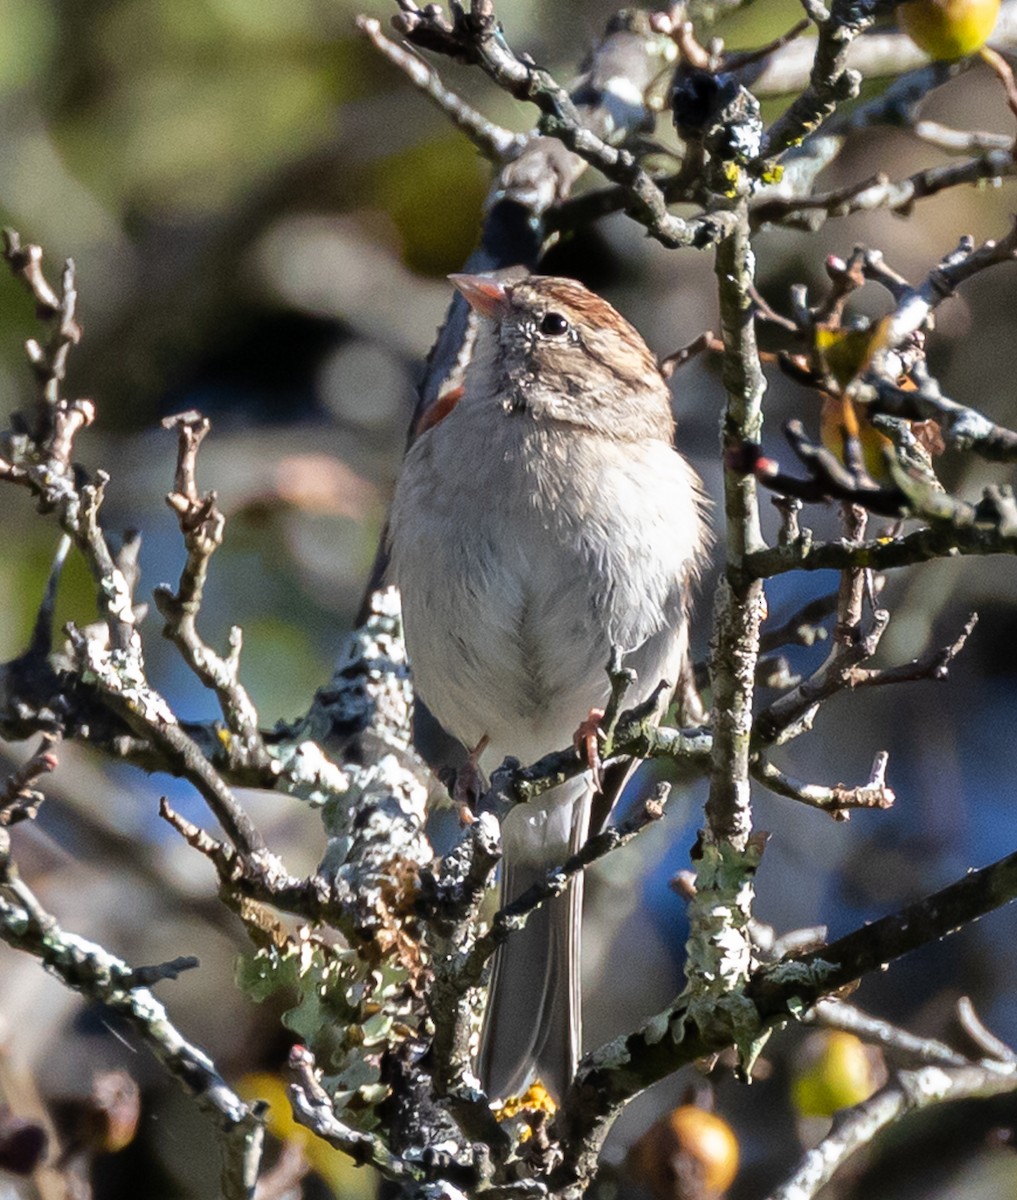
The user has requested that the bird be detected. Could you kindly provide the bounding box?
[388,272,709,1102]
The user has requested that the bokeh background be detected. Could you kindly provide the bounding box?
[2,0,1017,1196]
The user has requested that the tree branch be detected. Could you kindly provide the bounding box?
[0,833,263,1199]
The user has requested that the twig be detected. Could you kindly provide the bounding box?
[120,955,200,988]
[810,998,971,1070]
[738,424,909,518]
[753,148,1017,230]
[725,19,813,73]
[599,647,638,746]
[0,735,59,826]
[868,363,1017,462]
[762,0,871,161]
[154,412,270,772]
[357,16,524,162]
[287,1047,420,1180]
[913,119,1012,153]
[883,223,1017,348]
[0,844,263,1199]
[159,798,326,921]
[751,845,1017,1019]
[1,230,83,446]
[480,706,712,815]
[752,605,890,748]
[844,613,976,688]
[746,483,1017,578]
[751,751,894,819]
[460,786,671,987]
[659,331,720,378]
[956,996,1017,1064]
[68,619,268,856]
[759,592,836,654]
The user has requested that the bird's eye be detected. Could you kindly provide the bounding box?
[539,311,570,337]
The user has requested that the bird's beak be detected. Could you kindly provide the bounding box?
[449,273,510,319]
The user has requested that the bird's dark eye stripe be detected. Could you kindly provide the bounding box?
[539,311,570,336]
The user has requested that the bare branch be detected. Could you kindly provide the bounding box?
[0,735,59,826]
[357,16,524,162]
[753,605,890,748]
[810,999,972,1070]
[881,223,1017,349]
[754,148,1017,231]
[736,424,910,518]
[287,1047,420,1179]
[556,838,1017,1180]
[68,619,268,856]
[746,485,1017,578]
[1,230,83,445]
[868,363,1017,463]
[460,785,671,987]
[761,0,871,160]
[154,411,270,771]
[0,839,263,1198]
[159,798,330,924]
[392,3,735,252]
[751,847,1017,1019]
[751,751,894,818]
[764,1063,1017,1200]
[758,591,836,654]
[956,996,1017,1064]
[845,613,976,688]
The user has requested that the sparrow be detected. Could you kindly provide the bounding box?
[388,272,709,1101]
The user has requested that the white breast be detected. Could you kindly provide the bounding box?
[389,395,705,771]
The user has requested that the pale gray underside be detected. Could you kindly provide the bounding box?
[388,378,706,1100]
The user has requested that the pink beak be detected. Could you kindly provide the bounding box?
[449,273,510,318]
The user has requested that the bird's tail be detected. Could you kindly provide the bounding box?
[479,775,593,1104]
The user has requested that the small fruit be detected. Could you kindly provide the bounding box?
[627,1105,739,1200]
[792,1031,883,1118]
[898,0,1000,59]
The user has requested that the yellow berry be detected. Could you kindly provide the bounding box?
[898,0,1000,59]
[792,1031,882,1118]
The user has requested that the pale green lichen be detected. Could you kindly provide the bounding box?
[764,956,838,993]
[682,837,768,1071]
[237,929,420,1128]
[642,1010,672,1046]
[585,1034,633,1071]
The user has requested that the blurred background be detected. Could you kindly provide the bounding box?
[1,0,1017,1196]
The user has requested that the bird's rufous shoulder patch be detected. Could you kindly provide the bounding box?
[413,385,465,437]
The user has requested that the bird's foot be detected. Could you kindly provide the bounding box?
[573,708,606,790]
[453,734,489,823]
